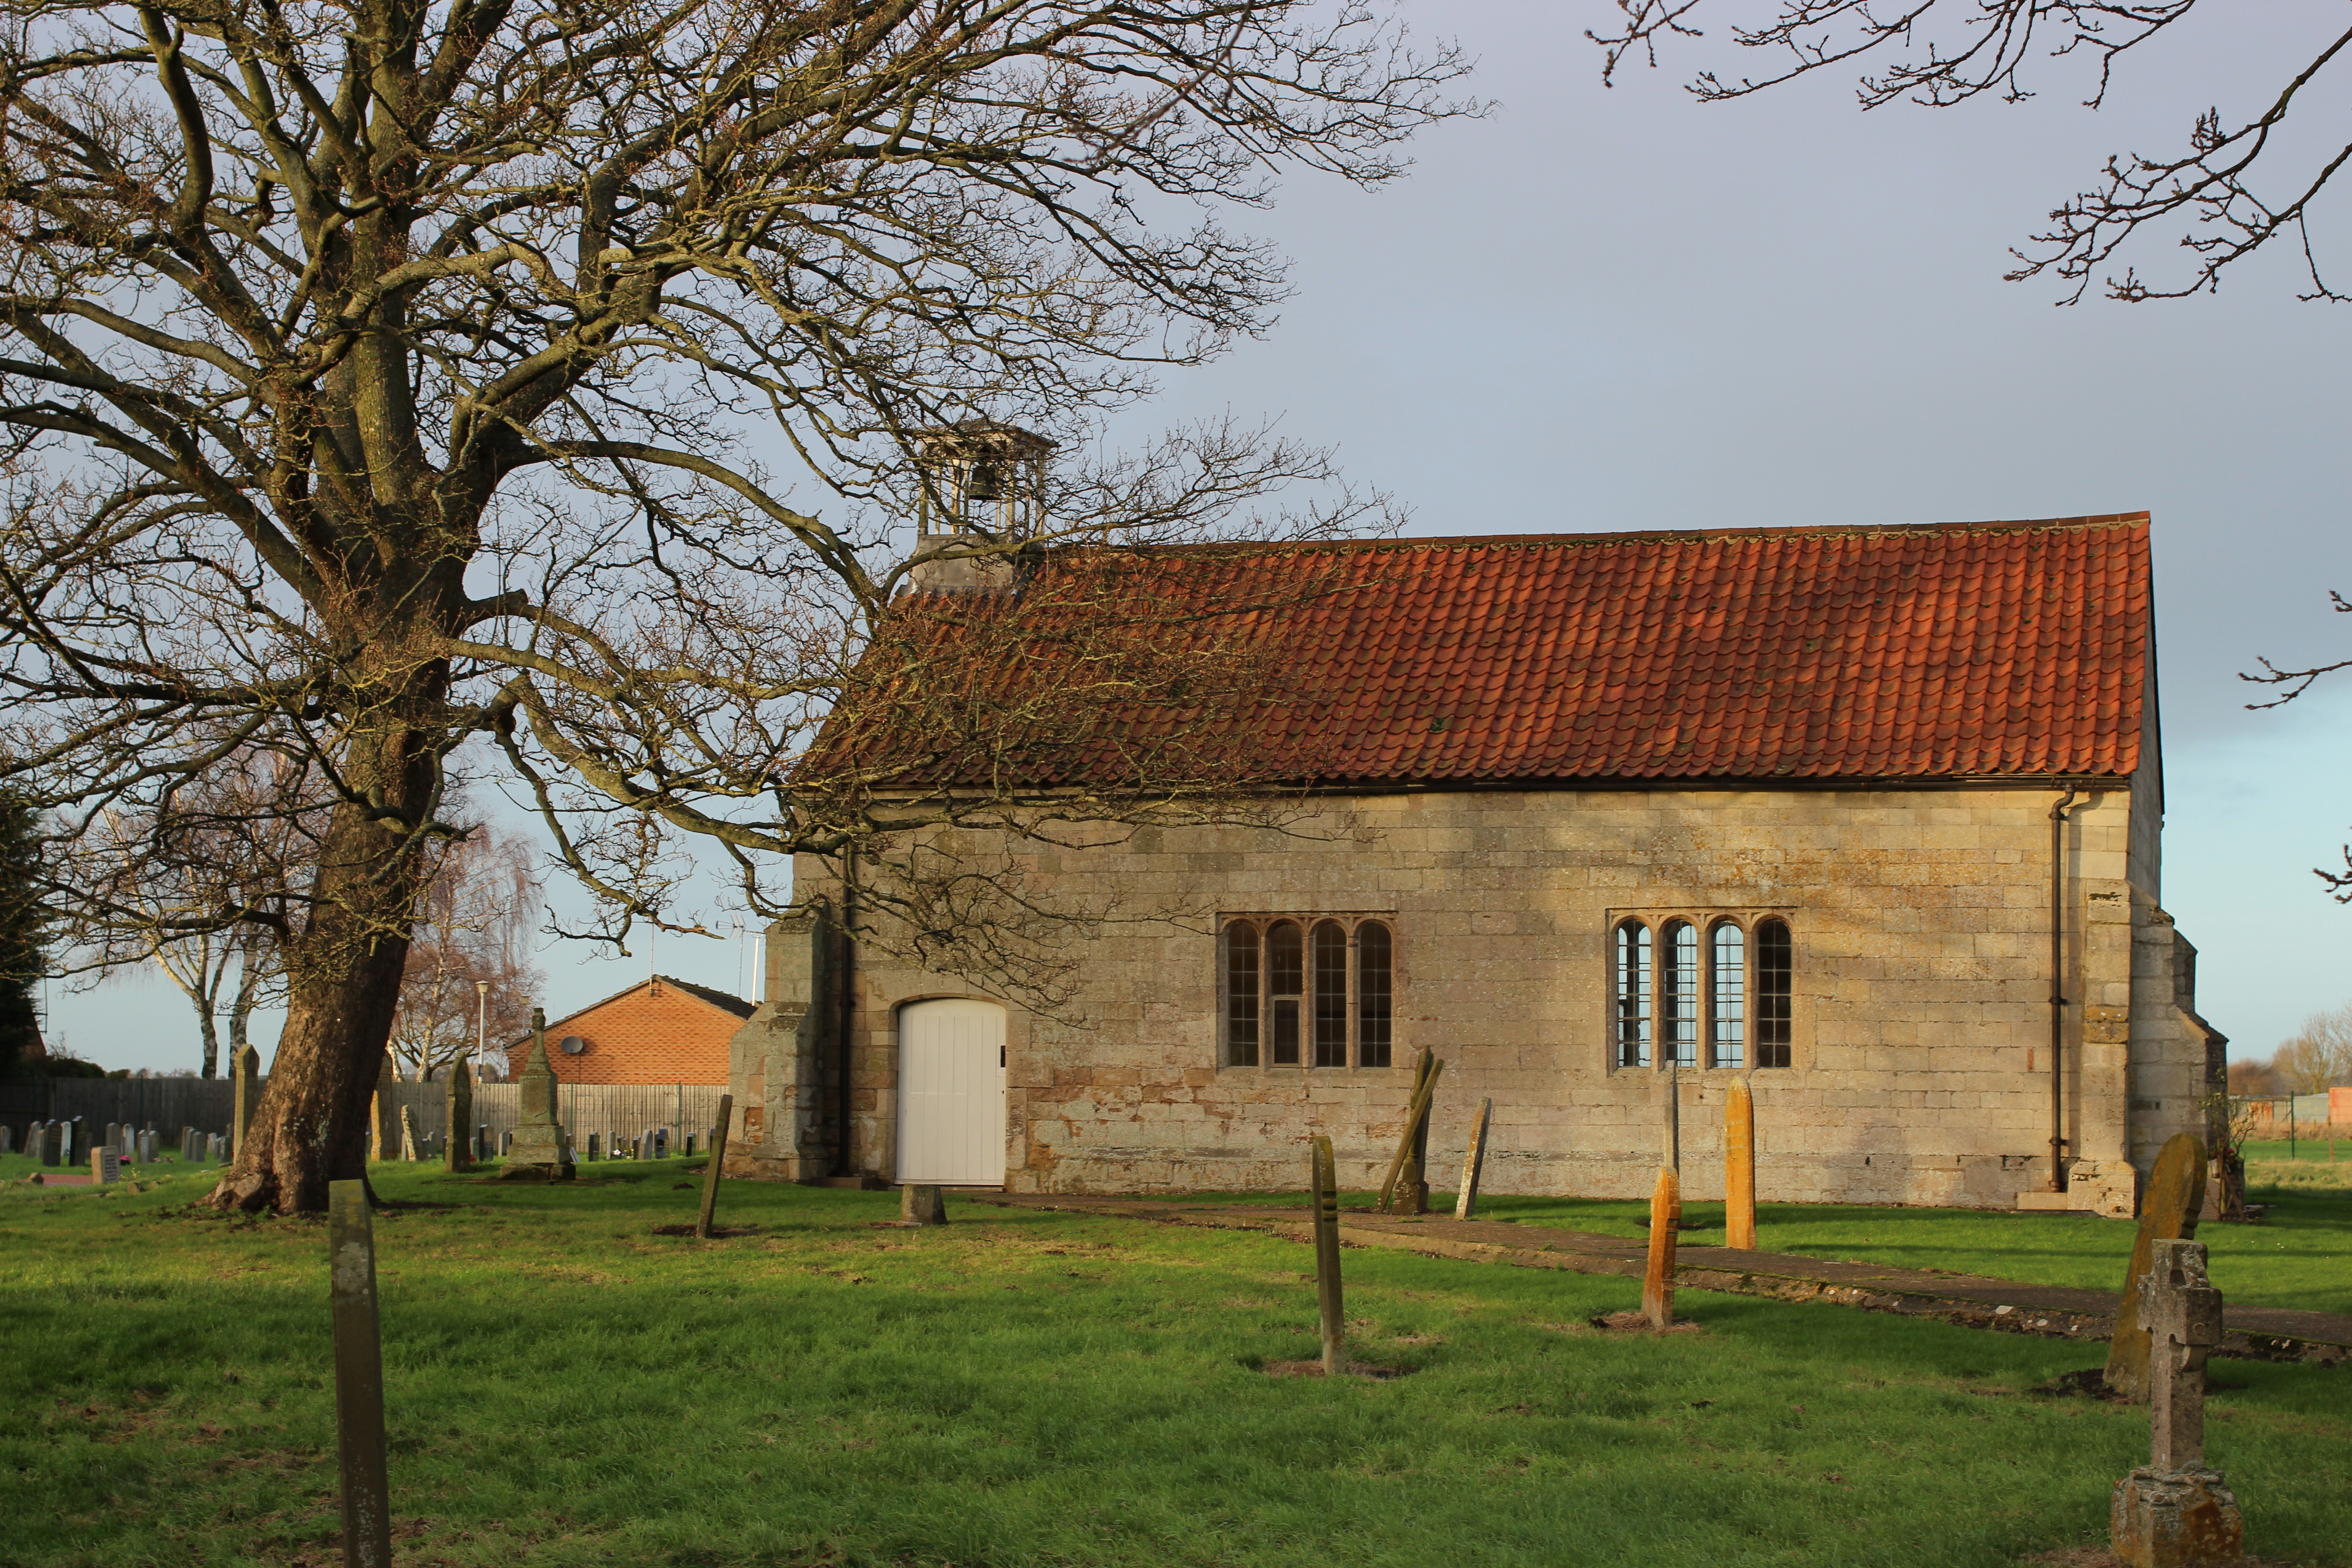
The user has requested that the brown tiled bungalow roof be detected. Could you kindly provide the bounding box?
[881,513,2153,787]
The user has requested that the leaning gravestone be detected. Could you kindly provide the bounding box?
[232,1042,260,1159]
[2110,1238,2243,1567]
[446,1062,473,1173]
[499,1007,576,1181]
[2106,1134,2207,1401]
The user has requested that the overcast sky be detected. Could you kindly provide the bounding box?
[52,1,2352,1074]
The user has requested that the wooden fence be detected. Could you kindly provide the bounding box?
[2,1077,730,1156]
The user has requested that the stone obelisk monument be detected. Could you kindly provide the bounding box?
[499,1007,575,1181]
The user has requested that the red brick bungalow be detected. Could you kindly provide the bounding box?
[506,975,749,1085]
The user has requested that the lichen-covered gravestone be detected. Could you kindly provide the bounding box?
[1642,1166,1680,1328]
[446,1063,473,1173]
[2106,1133,2207,1401]
[232,1043,260,1160]
[2110,1238,2243,1568]
[499,1007,576,1181]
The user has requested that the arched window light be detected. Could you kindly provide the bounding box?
[1614,921,1652,1068]
[1709,921,1746,1070]
[1224,921,1259,1067]
[1357,922,1393,1069]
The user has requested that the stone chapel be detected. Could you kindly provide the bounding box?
[726,486,2224,1215]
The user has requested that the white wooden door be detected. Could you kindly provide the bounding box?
[895,998,1007,1186]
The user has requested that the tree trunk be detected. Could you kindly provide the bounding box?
[208,695,443,1214]
[198,1008,220,1081]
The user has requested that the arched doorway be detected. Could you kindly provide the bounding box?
[895,998,1007,1186]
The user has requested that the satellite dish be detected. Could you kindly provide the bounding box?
[559,1035,588,1056]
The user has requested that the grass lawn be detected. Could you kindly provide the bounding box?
[5,1154,2348,1567]
[1468,1145,2352,1317]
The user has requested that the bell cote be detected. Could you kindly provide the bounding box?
[909,422,1054,593]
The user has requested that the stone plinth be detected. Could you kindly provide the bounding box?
[2111,1467,2244,1568]
[499,1008,576,1181]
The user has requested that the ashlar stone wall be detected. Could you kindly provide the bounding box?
[732,779,2219,1209]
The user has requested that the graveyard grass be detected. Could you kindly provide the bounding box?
[2,1155,2346,1568]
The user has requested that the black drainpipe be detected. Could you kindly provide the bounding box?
[2047,786,2079,1193]
[835,848,858,1178]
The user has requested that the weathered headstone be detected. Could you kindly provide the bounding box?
[0,1124,13,1156]
[446,1063,473,1173]
[696,1093,734,1239]
[180,1126,196,1161]
[901,1183,948,1225]
[1310,1134,1344,1375]
[232,1043,260,1160]
[2110,1238,2243,1568]
[2106,1133,2207,1401]
[369,1054,399,1161]
[654,1128,669,1159]
[1725,1075,1758,1250]
[39,1122,63,1166]
[1377,1050,1445,1213]
[327,1180,393,1568]
[1454,1096,1493,1221]
[104,1122,121,1154]
[1642,1166,1680,1328]
[498,1007,576,1181]
[90,1147,122,1184]
[137,1129,156,1164]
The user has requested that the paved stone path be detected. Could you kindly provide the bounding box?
[964,1194,2352,1367]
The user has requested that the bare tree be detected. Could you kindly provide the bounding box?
[2271,1004,2352,1095]
[58,750,311,1074]
[387,823,542,1082]
[1590,2,2352,304]
[0,1,1468,1211]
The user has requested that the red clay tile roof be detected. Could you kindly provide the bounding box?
[877,513,2151,787]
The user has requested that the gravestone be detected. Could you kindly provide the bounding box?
[64,1118,82,1163]
[2110,1238,2243,1567]
[500,1130,514,1156]
[90,1147,122,1184]
[498,1007,576,1180]
[901,1184,948,1226]
[105,1122,121,1154]
[2106,1134,2207,1400]
[1454,1096,1492,1221]
[232,1043,260,1159]
[180,1127,196,1161]
[137,1129,156,1164]
[476,1125,490,1161]
[0,1125,13,1156]
[40,1122,64,1166]
[1725,1075,1759,1249]
[369,1054,399,1160]
[1642,1166,1680,1328]
[586,1132,601,1161]
[446,1061,473,1173]
[654,1128,669,1159]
